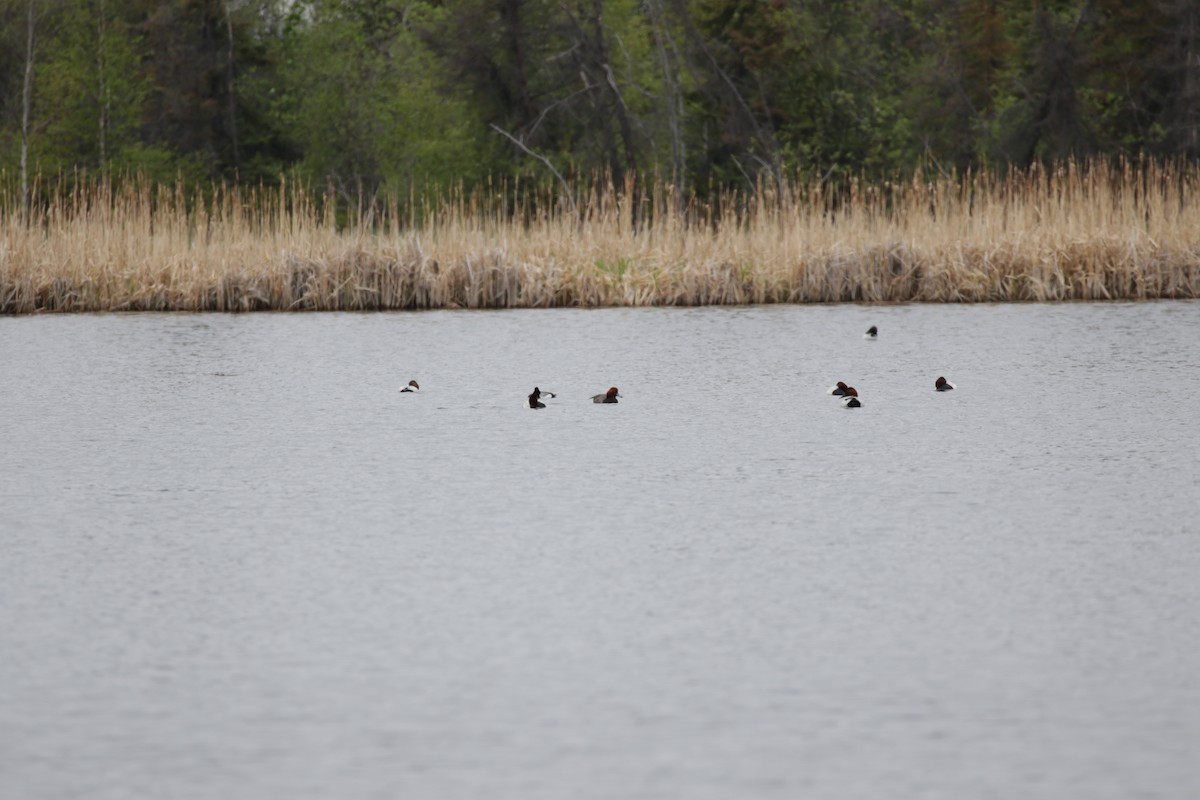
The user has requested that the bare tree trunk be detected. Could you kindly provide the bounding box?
[20,0,35,214]
[646,0,686,200]
[98,0,109,168]
[499,0,535,125]
[590,0,637,184]
[1180,0,1200,151]
[224,1,240,170]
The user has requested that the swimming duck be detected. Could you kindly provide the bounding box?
[400,380,420,393]
[935,376,955,391]
[864,325,878,340]
[592,387,621,403]
[827,381,850,396]
[527,387,556,409]
[841,387,862,408]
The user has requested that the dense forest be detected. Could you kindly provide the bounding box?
[1,0,1199,198]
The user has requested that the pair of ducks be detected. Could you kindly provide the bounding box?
[527,386,620,409]
[828,382,863,408]
[828,376,956,408]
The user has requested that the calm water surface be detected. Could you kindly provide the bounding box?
[2,303,1199,800]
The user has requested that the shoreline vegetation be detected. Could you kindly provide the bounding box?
[2,160,1198,314]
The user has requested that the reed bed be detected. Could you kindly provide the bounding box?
[2,160,1199,313]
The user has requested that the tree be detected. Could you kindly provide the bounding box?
[32,0,164,175]
[990,1,1094,163]
[20,0,34,202]
[903,0,1011,170]
[135,0,291,181]
[1089,0,1200,157]
[276,0,487,193]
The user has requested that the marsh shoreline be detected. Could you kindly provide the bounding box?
[4,161,1198,314]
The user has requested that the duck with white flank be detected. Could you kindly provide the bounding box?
[864,325,878,340]
[935,376,955,391]
[592,387,621,403]
[400,380,420,393]
[841,387,862,408]
[527,387,557,409]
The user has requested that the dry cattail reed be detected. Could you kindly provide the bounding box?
[2,160,1198,314]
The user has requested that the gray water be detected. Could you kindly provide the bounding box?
[2,303,1198,800]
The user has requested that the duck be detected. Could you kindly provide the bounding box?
[841,387,862,408]
[527,387,556,409]
[864,325,878,340]
[400,380,420,393]
[827,381,850,396]
[935,376,955,391]
[591,387,621,403]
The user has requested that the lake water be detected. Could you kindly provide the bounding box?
[2,303,1198,800]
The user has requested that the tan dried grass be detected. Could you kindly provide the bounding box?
[2,160,1198,313]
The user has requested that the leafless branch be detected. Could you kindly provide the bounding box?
[489,124,577,214]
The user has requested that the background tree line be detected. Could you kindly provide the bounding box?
[2,0,1198,199]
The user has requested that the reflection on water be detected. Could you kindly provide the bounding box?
[2,303,1199,800]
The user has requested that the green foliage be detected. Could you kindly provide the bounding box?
[277,0,489,193]
[595,257,631,277]
[31,0,155,173]
[2,0,1199,194]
